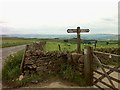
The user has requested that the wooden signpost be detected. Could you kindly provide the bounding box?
[67,27,89,53]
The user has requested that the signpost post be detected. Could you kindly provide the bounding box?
[77,27,80,53]
[67,27,89,53]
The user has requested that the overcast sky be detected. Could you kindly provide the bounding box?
[0,0,119,34]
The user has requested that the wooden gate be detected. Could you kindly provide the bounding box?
[84,46,120,90]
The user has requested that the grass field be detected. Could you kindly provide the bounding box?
[44,42,76,51]
[1,37,64,48]
[44,41,118,52]
[1,37,41,48]
[1,37,118,50]
[96,41,118,49]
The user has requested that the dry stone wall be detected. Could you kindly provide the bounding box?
[23,50,68,74]
[95,48,120,55]
[94,48,120,64]
[21,42,84,75]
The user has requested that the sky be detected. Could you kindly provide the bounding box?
[0,0,119,34]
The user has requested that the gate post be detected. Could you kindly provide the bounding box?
[84,46,93,86]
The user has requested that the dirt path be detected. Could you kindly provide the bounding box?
[17,67,119,89]
[28,77,81,88]
[0,45,26,90]
[17,77,94,89]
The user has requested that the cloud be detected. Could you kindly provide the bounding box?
[101,18,115,22]
[0,21,7,24]
[100,17,117,26]
[0,0,118,34]
[0,25,15,34]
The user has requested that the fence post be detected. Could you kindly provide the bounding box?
[84,46,93,86]
[58,44,61,51]
[20,45,29,72]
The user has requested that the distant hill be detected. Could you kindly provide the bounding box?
[0,35,9,37]
[1,34,118,40]
[81,34,118,40]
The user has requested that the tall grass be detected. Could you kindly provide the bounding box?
[2,50,41,87]
[2,50,24,81]
[59,64,86,86]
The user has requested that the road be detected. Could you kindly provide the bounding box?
[1,45,26,62]
[0,45,26,90]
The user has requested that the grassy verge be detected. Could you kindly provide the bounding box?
[2,50,23,81]
[2,50,24,87]
[2,50,50,88]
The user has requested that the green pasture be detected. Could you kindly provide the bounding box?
[1,37,118,49]
[1,37,63,48]
[44,41,118,52]
[96,42,118,49]
[1,37,41,48]
[44,42,76,51]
